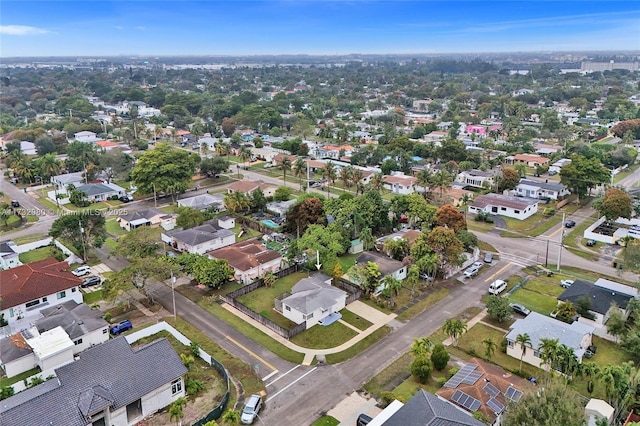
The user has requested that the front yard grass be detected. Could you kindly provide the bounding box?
[501,203,582,237]
[105,219,126,237]
[364,351,413,396]
[325,326,391,364]
[396,288,450,321]
[508,288,558,316]
[340,308,373,330]
[336,253,360,272]
[0,367,41,388]
[310,416,340,426]
[466,220,495,233]
[392,363,454,400]
[476,240,498,253]
[18,245,63,263]
[290,321,358,349]
[83,289,104,305]
[12,234,47,244]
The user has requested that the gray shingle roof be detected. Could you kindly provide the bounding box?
[558,280,633,315]
[0,337,187,426]
[119,208,164,223]
[167,223,234,246]
[75,183,119,197]
[283,287,346,315]
[0,334,33,363]
[36,301,108,340]
[383,389,484,426]
[356,251,404,276]
[518,179,567,192]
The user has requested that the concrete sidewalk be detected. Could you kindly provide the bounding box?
[220,300,397,365]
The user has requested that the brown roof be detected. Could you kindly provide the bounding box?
[437,358,533,423]
[383,175,417,185]
[401,229,422,245]
[227,179,275,193]
[471,193,537,210]
[513,154,550,164]
[208,238,282,271]
[0,258,81,309]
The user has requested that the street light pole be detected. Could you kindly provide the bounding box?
[79,221,87,262]
[171,271,177,323]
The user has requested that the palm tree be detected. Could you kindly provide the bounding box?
[443,318,467,346]
[350,168,364,194]
[292,158,307,191]
[416,168,432,197]
[411,337,433,357]
[169,397,186,426]
[224,191,250,213]
[200,141,210,159]
[239,146,252,168]
[322,161,336,196]
[381,275,402,305]
[515,333,532,373]
[430,170,453,198]
[339,165,353,189]
[581,362,600,394]
[538,337,559,372]
[359,227,376,251]
[369,173,384,192]
[37,153,62,179]
[278,156,292,184]
[416,252,440,284]
[482,338,497,361]
[514,163,527,178]
[12,158,35,184]
[221,409,241,424]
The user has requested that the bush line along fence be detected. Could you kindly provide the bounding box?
[222,265,363,339]
[125,322,230,425]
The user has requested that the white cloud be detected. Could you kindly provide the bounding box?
[0,25,50,36]
[115,25,124,30]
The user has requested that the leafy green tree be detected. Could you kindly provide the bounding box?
[434,204,466,232]
[250,188,268,211]
[103,257,178,303]
[383,237,409,261]
[273,186,292,201]
[176,206,205,229]
[292,223,348,271]
[560,155,610,202]
[596,187,632,222]
[177,253,234,288]
[430,343,450,371]
[0,386,15,400]
[222,409,241,424]
[224,191,250,213]
[130,143,199,198]
[606,306,628,343]
[499,167,521,191]
[284,197,326,236]
[410,354,433,384]
[443,318,467,346]
[348,261,381,294]
[98,150,134,183]
[359,227,376,251]
[502,381,585,426]
[426,227,465,271]
[486,295,512,322]
[199,156,229,177]
[49,212,106,259]
[116,226,162,259]
[411,337,432,357]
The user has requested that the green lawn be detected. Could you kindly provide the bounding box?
[232,223,262,242]
[340,308,373,330]
[105,219,126,237]
[325,326,390,364]
[336,253,360,272]
[104,238,118,250]
[364,351,413,396]
[83,290,104,305]
[457,323,542,378]
[310,416,340,426]
[237,272,307,317]
[508,288,558,316]
[18,246,61,263]
[290,321,358,349]
[396,288,450,321]
[466,219,496,233]
[12,234,47,244]
[0,367,41,388]
[476,240,498,253]
[588,336,634,366]
[500,203,582,237]
[159,204,178,214]
[392,363,454,400]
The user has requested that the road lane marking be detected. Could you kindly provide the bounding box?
[484,262,513,283]
[265,365,302,387]
[225,335,277,371]
[548,226,562,238]
[262,370,279,382]
[266,367,318,402]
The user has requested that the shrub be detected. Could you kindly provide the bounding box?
[185,377,205,395]
[410,355,433,384]
[447,367,459,378]
[189,342,201,358]
[430,344,450,371]
[379,391,397,407]
[103,312,112,322]
[499,337,508,353]
[0,386,15,400]
[486,295,512,322]
[436,376,447,387]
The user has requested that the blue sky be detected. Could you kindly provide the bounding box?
[1,1,639,57]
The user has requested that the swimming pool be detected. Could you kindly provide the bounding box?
[262,219,279,228]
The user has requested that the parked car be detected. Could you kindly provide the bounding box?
[10,200,20,207]
[484,253,494,263]
[586,239,596,247]
[584,344,597,358]
[565,220,576,228]
[119,194,134,203]
[509,303,531,316]
[419,273,434,282]
[81,276,101,288]
[488,279,507,295]
[471,261,484,269]
[357,413,373,426]
[560,279,574,288]
[110,320,133,335]
[72,266,91,277]
[241,394,263,424]
[464,266,480,278]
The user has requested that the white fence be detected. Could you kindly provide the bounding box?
[13,238,52,253]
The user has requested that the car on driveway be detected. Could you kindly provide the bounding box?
[509,303,531,316]
[464,265,480,278]
[110,320,133,335]
[565,220,576,228]
[471,261,484,269]
[560,279,574,288]
[81,276,101,288]
[584,345,597,358]
[484,253,493,263]
[72,266,91,277]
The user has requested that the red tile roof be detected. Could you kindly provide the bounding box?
[0,258,81,309]
[208,239,282,271]
[227,179,275,193]
[513,154,550,164]
[383,175,417,185]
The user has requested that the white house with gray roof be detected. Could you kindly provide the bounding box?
[177,193,225,212]
[279,273,347,329]
[0,241,21,270]
[74,182,127,202]
[161,220,236,254]
[0,336,187,426]
[514,179,570,200]
[505,312,595,370]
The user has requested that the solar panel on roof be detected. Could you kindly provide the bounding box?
[462,371,483,385]
[487,398,505,414]
[468,399,482,412]
[451,390,482,412]
[443,364,479,388]
[483,382,500,398]
[505,386,524,402]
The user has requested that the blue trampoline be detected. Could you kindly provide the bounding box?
[318,312,342,326]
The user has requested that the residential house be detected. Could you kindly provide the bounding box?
[217,216,235,230]
[0,301,109,378]
[354,251,407,294]
[0,258,82,326]
[73,131,100,143]
[312,144,356,160]
[19,141,37,156]
[367,389,484,426]
[197,136,218,151]
[51,172,85,191]
[95,140,120,151]
[0,241,21,270]
[278,273,347,329]
[177,193,225,212]
[456,169,496,190]
[505,312,595,369]
[0,336,188,426]
[423,131,448,143]
[439,187,474,207]
[227,179,277,197]
[549,158,571,174]
[117,208,175,231]
[383,173,417,195]
[469,193,538,220]
[208,238,282,284]
[557,280,635,325]
[266,199,298,217]
[437,359,531,424]
[74,183,127,202]
[585,399,615,426]
[161,221,235,255]
[514,179,570,200]
[506,154,550,168]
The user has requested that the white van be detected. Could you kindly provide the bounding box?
[488,279,507,295]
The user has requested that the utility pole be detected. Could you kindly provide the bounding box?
[557,213,565,270]
[171,271,177,323]
[545,239,550,268]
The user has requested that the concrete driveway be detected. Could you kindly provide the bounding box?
[327,392,381,425]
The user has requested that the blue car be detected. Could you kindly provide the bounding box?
[110,320,133,335]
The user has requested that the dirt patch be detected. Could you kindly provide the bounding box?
[140,299,163,313]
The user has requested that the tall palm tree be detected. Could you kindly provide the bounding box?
[430,170,453,198]
[224,191,250,213]
[359,227,376,251]
[515,333,532,373]
[443,318,467,347]
[369,173,384,192]
[200,141,210,159]
[381,275,402,305]
[239,146,252,167]
[278,156,292,184]
[322,161,336,197]
[339,165,353,189]
[416,168,432,197]
[581,362,600,394]
[38,153,62,179]
[482,338,497,361]
[292,158,307,191]
[12,158,35,184]
[538,337,560,372]
[350,168,364,194]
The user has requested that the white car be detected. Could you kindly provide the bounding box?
[464,266,480,278]
[471,261,484,269]
[72,266,91,277]
[560,279,574,288]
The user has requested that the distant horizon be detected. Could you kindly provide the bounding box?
[2,1,639,57]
